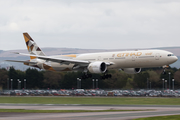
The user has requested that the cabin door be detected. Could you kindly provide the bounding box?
[155,53,160,60]
[132,56,135,61]
[98,56,101,61]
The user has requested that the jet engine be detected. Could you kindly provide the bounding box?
[87,61,107,73]
[123,68,141,74]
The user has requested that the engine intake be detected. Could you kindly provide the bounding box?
[123,68,141,74]
[88,61,107,73]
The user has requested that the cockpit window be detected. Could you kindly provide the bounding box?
[167,54,174,56]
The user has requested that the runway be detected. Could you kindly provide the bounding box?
[0,104,180,120]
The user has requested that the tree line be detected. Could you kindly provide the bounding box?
[0,67,180,90]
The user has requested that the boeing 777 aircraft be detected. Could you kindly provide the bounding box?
[6,33,178,79]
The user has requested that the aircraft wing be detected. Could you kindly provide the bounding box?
[10,52,114,66]
[15,53,90,65]
[5,60,37,64]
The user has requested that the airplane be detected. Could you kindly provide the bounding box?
[6,33,178,79]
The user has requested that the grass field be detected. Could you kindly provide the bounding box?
[134,115,180,120]
[0,96,180,105]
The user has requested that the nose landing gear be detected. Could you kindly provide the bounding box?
[162,69,166,75]
[162,65,169,74]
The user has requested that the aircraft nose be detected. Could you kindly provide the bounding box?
[172,56,178,63]
[175,56,178,61]
[167,56,178,64]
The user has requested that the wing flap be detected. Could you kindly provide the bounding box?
[5,60,37,64]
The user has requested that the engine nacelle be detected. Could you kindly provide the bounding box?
[123,68,141,74]
[88,61,107,73]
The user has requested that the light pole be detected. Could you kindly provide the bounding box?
[147,78,148,90]
[77,78,81,89]
[19,81,21,89]
[96,79,98,89]
[77,78,79,89]
[17,79,19,89]
[165,80,167,89]
[11,79,13,90]
[169,72,171,89]
[172,79,174,91]
[162,78,164,90]
[7,78,9,90]
[24,79,26,89]
[92,79,94,89]
[150,82,151,89]
[79,79,81,89]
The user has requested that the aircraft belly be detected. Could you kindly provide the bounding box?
[128,58,136,67]
[110,57,167,69]
[135,58,153,68]
[108,59,127,69]
[133,58,167,68]
[50,62,74,71]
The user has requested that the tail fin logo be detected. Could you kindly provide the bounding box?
[23,33,46,59]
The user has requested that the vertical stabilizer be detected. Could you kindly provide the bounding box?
[23,33,46,59]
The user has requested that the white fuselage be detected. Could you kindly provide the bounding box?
[7,33,178,73]
[39,49,178,71]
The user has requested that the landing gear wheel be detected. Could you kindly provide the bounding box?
[162,69,166,75]
[101,76,105,80]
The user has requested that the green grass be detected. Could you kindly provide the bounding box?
[0,109,145,113]
[0,97,180,105]
[133,115,180,120]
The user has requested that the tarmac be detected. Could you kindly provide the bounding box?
[0,104,180,120]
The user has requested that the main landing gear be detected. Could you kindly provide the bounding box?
[81,73,92,79]
[80,73,112,79]
[101,74,112,80]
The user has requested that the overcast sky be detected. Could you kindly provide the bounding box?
[0,0,180,50]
